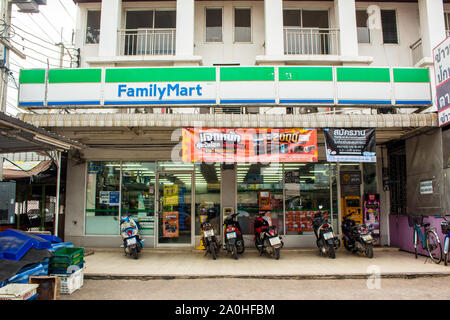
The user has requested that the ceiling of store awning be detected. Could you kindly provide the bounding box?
[0,112,85,154]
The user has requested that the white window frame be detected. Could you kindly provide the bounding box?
[85,10,101,45]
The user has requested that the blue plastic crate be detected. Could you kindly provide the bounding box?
[3,229,51,250]
[36,234,62,243]
[0,236,34,261]
[8,263,47,284]
[48,242,74,252]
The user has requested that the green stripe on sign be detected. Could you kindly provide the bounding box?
[279,67,333,81]
[19,69,46,84]
[337,68,390,82]
[49,69,102,83]
[220,67,275,81]
[393,68,430,82]
[105,68,216,82]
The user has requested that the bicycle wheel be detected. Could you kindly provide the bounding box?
[414,229,418,259]
[426,230,442,264]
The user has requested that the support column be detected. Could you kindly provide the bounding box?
[264,0,284,57]
[418,0,446,111]
[175,0,194,57]
[98,0,122,57]
[418,0,446,58]
[334,0,359,57]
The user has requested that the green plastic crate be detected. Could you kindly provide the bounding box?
[50,255,84,268]
[51,247,84,264]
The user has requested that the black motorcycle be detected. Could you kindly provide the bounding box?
[311,212,340,259]
[254,215,283,260]
[223,212,245,259]
[342,213,374,258]
[200,221,220,260]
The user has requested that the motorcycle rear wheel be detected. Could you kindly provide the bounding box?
[273,247,280,260]
[328,245,336,259]
[365,244,374,259]
[132,247,138,259]
[232,245,238,260]
[209,244,217,260]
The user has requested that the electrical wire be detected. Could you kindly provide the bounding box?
[10,22,57,47]
[10,38,73,64]
[24,13,58,44]
[14,31,63,54]
[57,0,76,25]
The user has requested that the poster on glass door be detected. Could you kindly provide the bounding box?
[324,128,376,162]
[163,211,179,238]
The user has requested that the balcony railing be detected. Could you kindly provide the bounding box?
[118,28,176,56]
[410,38,423,66]
[283,27,339,55]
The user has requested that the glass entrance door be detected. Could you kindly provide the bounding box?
[157,172,193,245]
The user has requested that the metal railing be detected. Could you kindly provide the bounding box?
[283,27,339,55]
[410,38,423,66]
[118,28,176,56]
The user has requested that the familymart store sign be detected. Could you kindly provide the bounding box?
[18,66,432,108]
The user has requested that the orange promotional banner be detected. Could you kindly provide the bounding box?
[182,128,318,163]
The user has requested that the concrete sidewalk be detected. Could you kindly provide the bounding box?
[81,247,450,280]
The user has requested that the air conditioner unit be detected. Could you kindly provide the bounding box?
[11,0,46,13]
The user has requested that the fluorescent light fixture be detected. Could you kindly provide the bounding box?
[33,135,72,150]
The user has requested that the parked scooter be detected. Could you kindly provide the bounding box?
[341,213,374,258]
[254,214,283,260]
[311,212,340,259]
[117,216,144,259]
[442,217,450,266]
[200,221,220,260]
[223,212,245,259]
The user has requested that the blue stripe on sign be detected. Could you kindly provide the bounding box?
[338,100,392,104]
[18,101,44,106]
[279,99,334,104]
[220,99,276,104]
[47,101,101,106]
[104,100,217,105]
[395,100,432,105]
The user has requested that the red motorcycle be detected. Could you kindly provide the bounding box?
[223,212,245,259]
[254,214,283,260]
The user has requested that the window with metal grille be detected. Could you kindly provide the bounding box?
[381,10,398,44]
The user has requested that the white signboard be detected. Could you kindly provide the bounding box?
[433,36,450,127]
[419,180,433,195]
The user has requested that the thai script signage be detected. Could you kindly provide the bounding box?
[433,36,450,127]
[182,128,318,163]
[419,180,433,195]
[324,128,376,162]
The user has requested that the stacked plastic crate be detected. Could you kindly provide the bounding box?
[49,247,85,294]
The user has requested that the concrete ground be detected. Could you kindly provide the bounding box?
[60,277,450,300]
[81,247,450,279]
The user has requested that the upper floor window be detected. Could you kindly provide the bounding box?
[283,9,329,28]
[125,10,176,29]
[206,8,223,42]
[356,10,370,43]
[234,8,251,43]
[381,10,398,44]
[85,10,101,44]
[445,12,450,36]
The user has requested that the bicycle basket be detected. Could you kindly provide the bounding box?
[407,215,423,228]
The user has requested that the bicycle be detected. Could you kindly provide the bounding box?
[441,217,450,266]
[408,215,442,264]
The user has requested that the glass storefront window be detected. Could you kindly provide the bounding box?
[284,162,331,235]
[85,162,120,235]
[195,163,221,236]
[121,162,156,235]
[237,163,284,235]
[158,161,194,171]
[363,162,377,195]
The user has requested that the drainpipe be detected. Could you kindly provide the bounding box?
[54,151,61,237]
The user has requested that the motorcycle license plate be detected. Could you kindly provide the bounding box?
[361,234,373,242]
[127,237,137,245]
[226,232,236,239]
[269,236,281,246]
[204,229,214,237]
[323,232,334,240]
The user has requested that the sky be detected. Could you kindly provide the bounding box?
[6,0,77,116]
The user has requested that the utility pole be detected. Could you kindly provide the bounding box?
[0,0,11,114]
